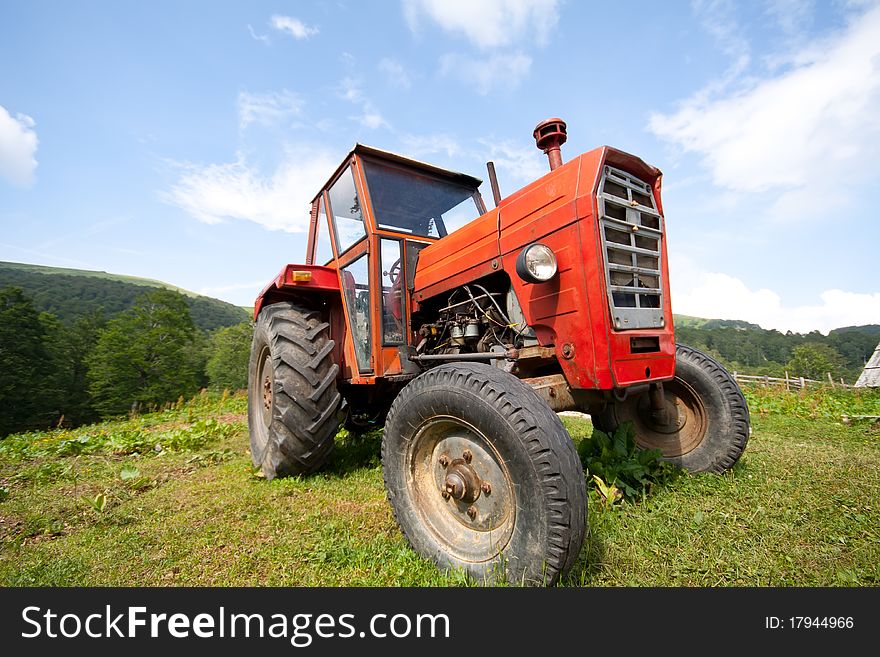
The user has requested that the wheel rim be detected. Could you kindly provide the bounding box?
[616,378,708,457]
[406,416,516,564]
[252,345,272,455]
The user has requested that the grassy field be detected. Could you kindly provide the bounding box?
[1,388,878,587]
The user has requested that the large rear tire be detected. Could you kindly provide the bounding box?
[382,362,587,586]
[592,344,749,473]
[247,302,341,479]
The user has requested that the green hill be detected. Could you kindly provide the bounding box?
[673,314,762,331]
[0,261,248,331]
[830,324,880,335]
[672,314,877,382]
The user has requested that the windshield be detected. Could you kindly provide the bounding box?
[362,159,480,238]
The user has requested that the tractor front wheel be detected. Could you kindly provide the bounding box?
[382,362,587,585]
[592,344,750,473]
[247,302,341,479]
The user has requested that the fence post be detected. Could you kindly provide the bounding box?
[827,372,834,387]
[840,377,846,387]
[764,374,769,388]
[733,371,738,382]
[799,376,805,389]
[785,371,790,391]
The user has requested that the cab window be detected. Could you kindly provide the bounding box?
[328,167,367,255]
[314,196,334,265]
[341,253,372,372]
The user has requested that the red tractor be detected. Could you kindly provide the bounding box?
[248,118,750,585]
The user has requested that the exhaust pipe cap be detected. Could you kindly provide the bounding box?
[533,118,567,171]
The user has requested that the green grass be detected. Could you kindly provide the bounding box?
[1,388,878,586]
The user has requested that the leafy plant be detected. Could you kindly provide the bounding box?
[83,492,107,513]
[591,475,623,507]
[578,421,679,501]
[119,465,140,481]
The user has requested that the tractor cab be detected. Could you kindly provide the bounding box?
[304,145,486,382]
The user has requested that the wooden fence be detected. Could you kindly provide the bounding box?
[731,371,852,390]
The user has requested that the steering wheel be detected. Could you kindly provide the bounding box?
[384,258,401,286]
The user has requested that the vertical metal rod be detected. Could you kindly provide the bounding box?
[486,161,502,208]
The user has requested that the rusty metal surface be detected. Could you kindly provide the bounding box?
[406,417,516,563]
[609,377,708,457]
[523,374,578,413]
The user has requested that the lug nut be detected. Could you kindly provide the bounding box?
[467,506,477,520]
[438,455,449,467]
[481,482,491,495]
[462,449,472,464]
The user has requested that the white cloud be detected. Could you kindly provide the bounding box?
[379,58,411,89]
[356,110,390,130]
[649,3,880,219]
[338,77,364,104]
[439,51,532,94]
[400,133,463,159]
[247,24,270,43]
[477,137,546,184]
[0,105,38,187]
[162,147,339,233]
[199,280,267,297]
[337,77,390,130]
[237,90,303,129]
[270,15,319,40]
[403,0,560,49]
[764,0,815,39]
[671,264,880,334]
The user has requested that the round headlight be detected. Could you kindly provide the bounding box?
[516,243,558,283]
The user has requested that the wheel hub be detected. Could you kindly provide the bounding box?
[619,379,707,457]
[406,417,516,564]
[638,394,687,434]
[443,459,482,503]
[256,348,274,431]
[262,374,272,412]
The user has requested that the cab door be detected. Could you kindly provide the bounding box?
[323,158,424,381]
[323,162,374,380]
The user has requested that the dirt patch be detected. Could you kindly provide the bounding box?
[216,413,247,425]
[144,413,245,434]
[0,513,23,541]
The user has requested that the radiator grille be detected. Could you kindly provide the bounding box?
[597,165,664,330]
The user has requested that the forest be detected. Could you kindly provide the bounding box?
[674,316,878,382]
[0,284,251,437]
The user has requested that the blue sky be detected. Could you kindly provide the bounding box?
[1,0,878,333]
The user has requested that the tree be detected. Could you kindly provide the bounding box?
[87,289,199,416]
[41,309,106,426]
[206,322,253,391]
[0,287,54,436]
[786,343,846,380]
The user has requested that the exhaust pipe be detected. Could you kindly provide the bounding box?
[533,117,567,171]
[486,161,502,207]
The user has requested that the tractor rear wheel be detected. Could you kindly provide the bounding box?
[247,301,341,479]
[382,362,587,586]
[592,344,749,473]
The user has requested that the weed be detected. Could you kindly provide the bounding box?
[744,386,880,420]
[578,421,680,501]
[83,493,107,513]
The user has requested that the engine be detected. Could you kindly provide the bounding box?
[414,284,532,358]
